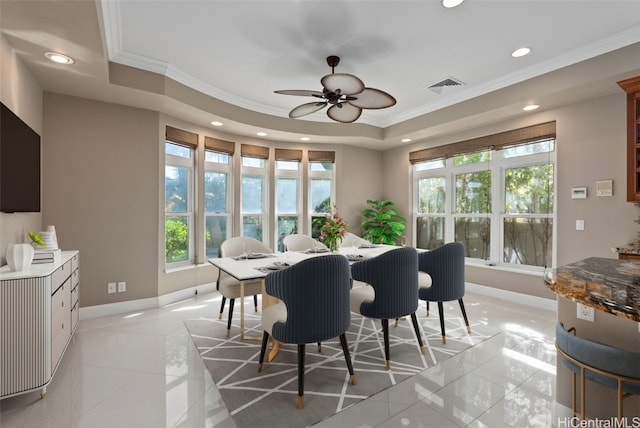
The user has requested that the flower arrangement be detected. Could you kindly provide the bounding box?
[318,205,348,252]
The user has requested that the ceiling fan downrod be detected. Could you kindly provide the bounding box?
[326,55,340,74]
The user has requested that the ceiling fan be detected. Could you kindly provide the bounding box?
[275,55,396,123]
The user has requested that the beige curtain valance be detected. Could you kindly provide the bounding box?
[308,150,336,163]
[241,143,269,159]
[205,136,235,155]
[275,148,303,161]
[166,126,198,149]
[409,121,556,164]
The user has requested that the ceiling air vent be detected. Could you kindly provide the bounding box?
[427,77,465,94]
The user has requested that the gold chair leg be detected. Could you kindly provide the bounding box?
[226,328,230,338]
[350,375,356,385]
[420,345,425,355]
[298,396,304,409]
[386,360,391,370]
[442,336,446,344]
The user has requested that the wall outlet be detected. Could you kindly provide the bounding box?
[107,282,117,294]
[117,281,126,292]
[577,303,595,321]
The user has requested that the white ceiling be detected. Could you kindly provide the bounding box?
[2,0,640,149]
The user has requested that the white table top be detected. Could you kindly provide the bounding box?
[208,244,398,281]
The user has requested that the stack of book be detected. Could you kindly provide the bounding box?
[32,249,62,264]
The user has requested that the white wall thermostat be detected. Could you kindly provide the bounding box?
[596,179,613,197]
[571,187,587,199]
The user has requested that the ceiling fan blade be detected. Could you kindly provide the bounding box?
[348,88,397,109]
[275,89,324,98]
[321,73,365,95]
[289,101,327,118]
[327,103,362,123]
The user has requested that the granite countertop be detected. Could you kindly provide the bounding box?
[614,246,640,255]
[545,257,640,322]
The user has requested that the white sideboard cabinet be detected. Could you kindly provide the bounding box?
[0,251,79,399]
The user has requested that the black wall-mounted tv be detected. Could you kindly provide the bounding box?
[0,102,41,213]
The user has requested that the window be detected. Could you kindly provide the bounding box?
[275,160,300,251]
[308,151,335,239]
[165,141,194,266]
[241,144,269,242]
[204,150,231,258]
[413,128,556,269]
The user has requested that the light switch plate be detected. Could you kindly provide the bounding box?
[576,220,585,230]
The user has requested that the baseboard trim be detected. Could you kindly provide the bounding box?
[466,282,556,312]
[79,282,218,320]
[79,281,554,320]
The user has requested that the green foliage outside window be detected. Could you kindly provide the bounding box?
[166,217,188,262]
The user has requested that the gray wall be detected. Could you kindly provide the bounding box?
[0,34,43,262]
[43,93,160,307]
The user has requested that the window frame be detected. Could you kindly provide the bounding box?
[203,149,233,258]
[308,160,335,239]
[413,139,556,271]
[274,160,301,251]
[241,157,269,243]
[164,141,195,268]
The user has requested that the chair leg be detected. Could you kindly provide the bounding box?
[317,342,321,352]
[218,296,226,320]
[297,344,305,409]
[254,295,258,313]
[257,331,270,372]
[382,319,390,370]
[426,301,429,316]
[437,302,446,344]
[339,333,356,385]
[458,298,471,333]
[410,313,425,355]
[226,298,235,337]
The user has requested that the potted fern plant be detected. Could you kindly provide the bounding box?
[360,199,406,245]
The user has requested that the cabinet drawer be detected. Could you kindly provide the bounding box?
[71,283,79,307]
[71,268,79,288]
[71,302,79,331]
[51,280,71,368]
[71,253,79,272]
[51,278,70,319]
[52,260,72,291]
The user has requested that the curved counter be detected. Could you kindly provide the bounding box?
[545,257,640,322]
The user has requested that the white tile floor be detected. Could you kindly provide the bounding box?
[0,290,558,428]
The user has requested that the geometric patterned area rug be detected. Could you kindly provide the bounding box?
[184,302,498,428]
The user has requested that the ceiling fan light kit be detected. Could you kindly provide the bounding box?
[275,55,396,123]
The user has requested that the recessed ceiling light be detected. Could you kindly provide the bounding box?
[523,104,540,111]
[211,121,223,126]
[511,47,532,58]
[256,132,267,137]
[300,137,310,141]
[442,0,464,8]
[401,138,412,143]
[44,51,74,64]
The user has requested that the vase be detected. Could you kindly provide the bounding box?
[6,243,35,272]
[328,241,338,252]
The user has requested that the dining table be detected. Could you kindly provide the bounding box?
[208,243,399,361]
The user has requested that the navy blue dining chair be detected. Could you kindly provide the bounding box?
[418,242,470,344]
[349,247,425,370]
[257,254,355,409]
